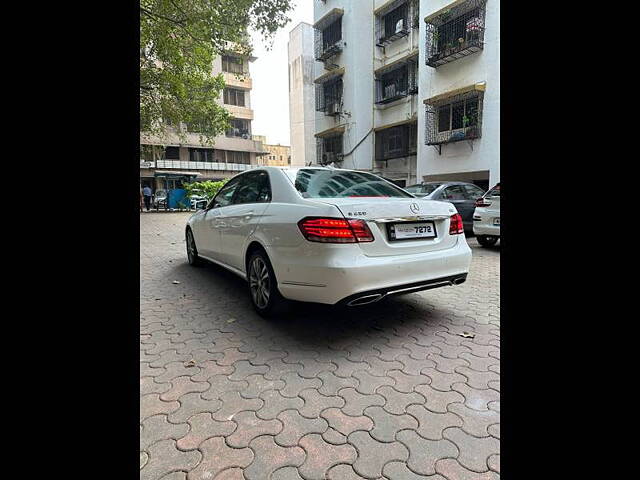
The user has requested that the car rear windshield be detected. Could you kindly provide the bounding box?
[290,169,413,198]
[405,183,440,195]
[486,185,500,197]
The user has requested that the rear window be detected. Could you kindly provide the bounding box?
[290,169,413,198]
[485,184,500,197]
[405,183,440,195]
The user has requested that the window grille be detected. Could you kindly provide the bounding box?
[315,76,343,115]
[424,90,483,145]
[316,133,344,165]
[375,122,417,161]
[425,0,486,68]
[314,13,343,62]
[375,57,418,104]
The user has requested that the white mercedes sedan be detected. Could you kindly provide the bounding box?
[186,167,472,316]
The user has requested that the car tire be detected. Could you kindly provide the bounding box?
[186,228,204,266]
[477,235,498,247]
[247,250,287,317]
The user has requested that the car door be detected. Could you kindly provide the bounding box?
[219,170,272,270]
[440,184,476,229]
[198,177,242,259]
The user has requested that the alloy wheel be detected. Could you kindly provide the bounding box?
[249,256,270,309]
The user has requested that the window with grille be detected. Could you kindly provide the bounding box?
[165,146,180,160]
[315,76,343,114]
[314,14,343,62]
[222,55,245,74]
[376,1,409,46]
[225,118,251,138]
[425,90,483,145]
[223,88,246,106]
[375,122,417,161]
[425,0,486,68]
[316,134,344,165]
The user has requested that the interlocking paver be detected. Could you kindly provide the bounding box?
[141,414,190,451]
[435,459,499,480]
[187,437,253,480]
[349,430,408,478]
[257,389,304,420]
[363,406,417,443]
[339,388,386,416]
[396,430,458,476]
[141,215,499,480]
[142,439,200,480]
[321,408,373,436]
[406,404,463,440]
[176,412,235,450]
[298,433,357,480]
[299,388,345,418]
[276,410,328,447]
[442,428,500,473]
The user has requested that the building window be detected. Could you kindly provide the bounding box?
[425,0,486,68]
[189,148,215,162]
[225,118,252,138]
[316,133,344,165]
[223,88,246,106]
[314,11,343,63]
[315,75,343,115]
[375,122,417,161]
[222,55,245,74]
[227,151,250,164]
[165,146,180,160]
[425,90,483,145]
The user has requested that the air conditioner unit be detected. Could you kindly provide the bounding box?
[322,152,336,164]
[326,103,341,115]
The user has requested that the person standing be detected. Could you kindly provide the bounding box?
[142,185,152,211]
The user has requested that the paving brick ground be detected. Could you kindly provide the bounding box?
[140,212,500,480]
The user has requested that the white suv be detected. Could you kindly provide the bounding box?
[472,183,500,247]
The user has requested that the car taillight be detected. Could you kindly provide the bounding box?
[298,217,374,243]
[449,213,464,235]
[475,198,492,207]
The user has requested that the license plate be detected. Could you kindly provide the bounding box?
[388,221,436,241]
[493,218,500,225]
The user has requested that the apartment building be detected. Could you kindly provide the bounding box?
[312,0,498,189]
[288,22,317,167]
[140,47,267,193]
[259,143,292,167]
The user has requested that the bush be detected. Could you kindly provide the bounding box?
[183,179,229,200]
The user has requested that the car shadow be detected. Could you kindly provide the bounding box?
[166,259,448,351]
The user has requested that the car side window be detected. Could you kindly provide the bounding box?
[442,185,466,200]
[209,177,241,209]
[231,171,272,205]
[464,185,485,200]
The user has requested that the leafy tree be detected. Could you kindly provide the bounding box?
[183,179,229,200]
[140,0,294,144]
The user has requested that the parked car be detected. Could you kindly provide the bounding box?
[404,181,486,233]
[185,167,472,316]
[473,183,500,247]
[189,194,208,210]
[153,189,168,209]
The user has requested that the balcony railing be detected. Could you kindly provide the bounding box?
[424,89,483,146]
[155,160,255,171]
[425,0,486,68]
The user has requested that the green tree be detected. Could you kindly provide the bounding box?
[183,179,229,200]
[140,0,294,143]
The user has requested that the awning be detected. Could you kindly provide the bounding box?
[314,67,345,84]
[314,8,344,30]
[374,116,417,132]
[424,0,468,23]
[315,125,346,138]
[423,82,486,105]
[154,171,201,177]
[374,50,418,75]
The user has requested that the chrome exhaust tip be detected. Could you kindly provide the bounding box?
[347,293,384,307]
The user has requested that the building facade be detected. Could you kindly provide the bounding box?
[288,22,317,167]
[258,143,292,167]
[140,48,267,193]
[311,0,498,189]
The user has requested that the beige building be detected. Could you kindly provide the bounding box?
[258,143,291,166]
[140,45,268,193]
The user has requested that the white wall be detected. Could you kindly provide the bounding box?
[288,22,317,167]
[417,0,500,185]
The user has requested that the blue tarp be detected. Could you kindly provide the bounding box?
[168,189,188,209]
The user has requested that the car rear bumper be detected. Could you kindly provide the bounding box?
[269,238,472,305]
[473,222,500,236]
